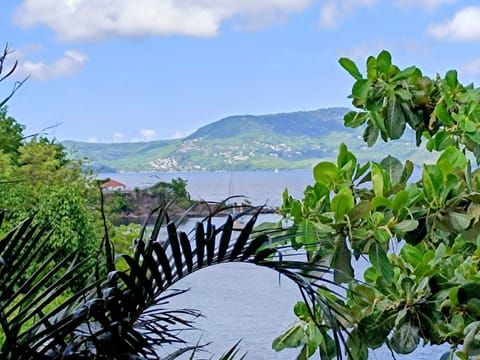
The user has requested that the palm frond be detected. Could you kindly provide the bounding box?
[1,203,348,359]
[0,211,96,359]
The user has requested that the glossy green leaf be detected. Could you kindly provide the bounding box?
[371,163,384,197]
[422,165,437,202]
[331,187,355,220]
[429,130,456,151]
[346,330,369,360]
[374,229,391,243]
[350,200,372,220]
[399,160,414,186]
[445,69,458,89]
[366,56,377,80]
[435,102,454,126]
[313,161,338,186]
[391,66,418,81]
[381,155,403,186]
[395,89,411,102]
[448,212,472,232]
[358,309,394,349]
[401,102,423,129]
[352,79,371,100]
[460,117,476,132]
[331,235,354,283]
[318,332,337,360]
[372,196,392,211]
[364,266,379,283]
[296,219,317,246]
[386,97,406,140]
[389,322,420,354]
[400,244,423,268]
[337,143,357,170]
[437,146,467,171]
[391,220,419,234]
[344,111,368,128]
[371,110,387,133]
[401,277,415,297]
[293,301,310,320]
[272,325,305,351]
[392,190,409,215]
[363,121,379,146]
[351,284,376,307]
[369,242,394,283]
[339,57,363,80]
[377,50,392,76]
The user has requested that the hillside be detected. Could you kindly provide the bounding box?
[64,107,434,172]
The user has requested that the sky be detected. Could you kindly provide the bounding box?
[2,0,480,142]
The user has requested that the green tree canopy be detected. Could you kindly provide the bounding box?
[0,107,24,165]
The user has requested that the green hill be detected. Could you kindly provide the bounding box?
[64,107,434,172]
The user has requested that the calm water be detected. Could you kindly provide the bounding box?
[100,170,450,359]
[99,169,313,208]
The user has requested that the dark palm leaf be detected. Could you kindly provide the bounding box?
[0,211,97,359]
[1,203,348,359]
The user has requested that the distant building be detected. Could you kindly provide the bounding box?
[100,179,127,191]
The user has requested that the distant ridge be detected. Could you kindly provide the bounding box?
[187,108,349,139]
[64,107,431,172]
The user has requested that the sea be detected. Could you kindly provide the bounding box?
[99,169,451,360]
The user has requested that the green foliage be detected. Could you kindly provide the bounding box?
[107,189,134,214]
[0,112,98,290]
[150,177,190,205]
[277,50,480,359]
[340,50,480,164]
[0,107,24,164]
[109,223,145,256]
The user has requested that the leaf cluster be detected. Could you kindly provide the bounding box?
[340,50,480,164]
[277,50,480,359]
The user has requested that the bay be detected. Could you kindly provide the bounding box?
[99,170,450,359]
[99,169,313,208]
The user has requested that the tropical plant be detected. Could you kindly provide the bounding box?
[277,50,480,359]
[0,201,348,359]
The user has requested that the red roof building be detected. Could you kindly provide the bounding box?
[100,179,127,191]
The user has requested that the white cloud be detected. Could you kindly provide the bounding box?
[87,136,99,143]
[13,0,311,41]
[140,129,158,141]
[170,130,188,139]
[428,6,480,41]
[318,0,375,29]
[16,49,88,80]
[318,2,339,29]
[338,41,387,61]
[460,58,480,76]
[395,0,457,10]
[113,132,126,142]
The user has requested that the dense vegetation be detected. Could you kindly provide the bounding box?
[65,107,436,172]
[102,177,193,223]
[0,115,98,286]
[276,50,480,359]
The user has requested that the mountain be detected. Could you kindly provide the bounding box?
[64,107,432,172]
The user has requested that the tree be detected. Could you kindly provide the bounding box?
[0,47,99,289]
[150,177,191,205]
[276,50,480,359]
[0,107,24,164]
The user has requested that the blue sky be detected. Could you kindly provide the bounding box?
[2,0,480,142]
